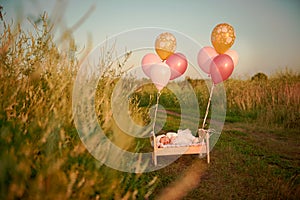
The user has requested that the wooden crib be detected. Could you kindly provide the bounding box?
[151,129,210,166]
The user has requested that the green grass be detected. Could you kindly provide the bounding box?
[145,122,300,199]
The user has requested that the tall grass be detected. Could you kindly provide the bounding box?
[0,13,78,199]
[224,71,300,128]
[135,74,300,129]
[0,13,156,199]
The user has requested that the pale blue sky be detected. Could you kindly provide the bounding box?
[2,0,300,77]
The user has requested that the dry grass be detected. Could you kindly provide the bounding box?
[224,73,300,128]
[0,13,155,199]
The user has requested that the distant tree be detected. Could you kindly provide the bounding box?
[251,72,268,81]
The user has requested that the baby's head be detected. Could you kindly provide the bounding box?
[159,136,170,145]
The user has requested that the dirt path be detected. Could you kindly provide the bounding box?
[223,122,300,164]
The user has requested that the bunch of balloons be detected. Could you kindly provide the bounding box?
[197,23,239,84]
[141,32,188,92]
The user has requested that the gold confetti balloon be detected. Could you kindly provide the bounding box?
[155,32,176,60]
[211,23,236,54]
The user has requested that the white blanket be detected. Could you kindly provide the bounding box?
[156,129,204,148]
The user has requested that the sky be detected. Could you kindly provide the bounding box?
[2,0,300,77]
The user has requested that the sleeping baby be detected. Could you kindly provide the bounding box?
[157,129,200,147]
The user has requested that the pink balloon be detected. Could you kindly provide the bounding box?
[225,49,239,67]
[210,54,234,84]
[141,53,161,77]
[150,62,171,92]
[197,46,218,74]
[166,52,188,80]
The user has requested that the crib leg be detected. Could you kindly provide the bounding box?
[152,153,157,166]
[206,132,210,164]
[207,151,210,164]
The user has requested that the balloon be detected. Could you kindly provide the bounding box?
[210,54,234,84]
[211,23,236,54]
[225,49,239,67]
[150,62,171,92]
[141,53,161,77]
[155,32,176,60]
[197,46,218,74]
[166,52,188,80]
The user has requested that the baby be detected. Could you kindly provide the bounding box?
[158,133,176,145]
[157,129,199,147]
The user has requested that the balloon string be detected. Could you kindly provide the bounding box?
[202,84,215,129]
[153,91,161,133]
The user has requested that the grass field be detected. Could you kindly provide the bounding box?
[0,14,299,199]
[148,122,300,199]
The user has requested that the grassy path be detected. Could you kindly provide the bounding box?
[148,122,300,199]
